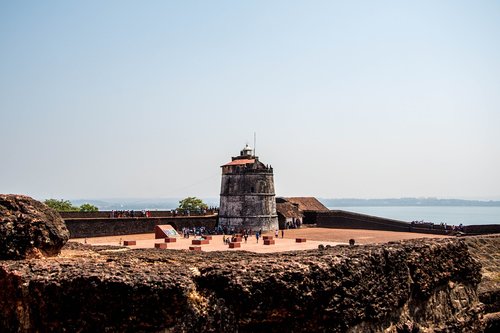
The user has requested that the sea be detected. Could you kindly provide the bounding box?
[328,206,500,226]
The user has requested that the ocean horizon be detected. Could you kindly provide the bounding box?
[330,206,500,226]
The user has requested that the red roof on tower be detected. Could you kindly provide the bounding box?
[222,159,255,167]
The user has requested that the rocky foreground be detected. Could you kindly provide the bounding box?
[0,194,69,260]
[464,235,500,331]
[1,236,497,333]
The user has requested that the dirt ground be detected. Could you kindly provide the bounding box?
[278,227,451,244]
[72,227,451,253]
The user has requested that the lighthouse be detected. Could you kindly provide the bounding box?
[218,145,278,232]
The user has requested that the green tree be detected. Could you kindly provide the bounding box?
[44,199,79,212]
[79,203,99,212]
[178,197,208,212]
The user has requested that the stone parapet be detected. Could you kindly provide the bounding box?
[0,238,488,332]
[65,216,217,238]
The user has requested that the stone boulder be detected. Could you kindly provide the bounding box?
[0,194,69,259]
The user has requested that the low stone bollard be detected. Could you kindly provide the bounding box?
[192,239,209,245]
[349,239,355,246]
[123,240,136,246]
[263,235,274,240]
[189,246,202,251]
[164,238,177,243]
[295,238,307,243]
[155,243,168,249]
[229,242,241,248]
[264,239,275,245]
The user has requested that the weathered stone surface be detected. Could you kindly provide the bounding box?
[463,234,500,331]
[0,237,489,332]
[0,194,69,259]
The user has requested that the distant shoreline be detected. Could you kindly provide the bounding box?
[320,198,500,207]
[62,197,500,211]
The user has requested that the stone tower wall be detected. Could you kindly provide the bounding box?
[219,172,278,232]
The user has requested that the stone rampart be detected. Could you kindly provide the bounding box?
[0,238,488,332]
[309,210,500,236]
[59,211,113,219]
[314,210,416,232]
[464,224,500,235]
[65,216,217,238]
[59,210,216,219]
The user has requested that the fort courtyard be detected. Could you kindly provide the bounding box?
[72,227,451,253]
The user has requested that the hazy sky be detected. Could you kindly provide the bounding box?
[1,1,499,201]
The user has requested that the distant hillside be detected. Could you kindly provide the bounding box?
[320,198,500,207]
[70,198,220,210]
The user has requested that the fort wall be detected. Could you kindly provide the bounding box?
[59,210,214,219]
[310,210,416,232]
[307,210,500,235]
[464,224,500,235]
[64,216,218,238]
[62,210,499,238]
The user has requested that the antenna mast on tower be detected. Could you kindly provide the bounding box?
[254,132,256,158]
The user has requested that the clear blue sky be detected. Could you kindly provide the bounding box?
[1,1,499,200]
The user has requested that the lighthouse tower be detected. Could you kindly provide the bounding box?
[218,145,278,232]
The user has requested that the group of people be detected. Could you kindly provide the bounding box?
[220,228,286,244]
[410,220,465,233]
[108,208,221,219]
[258,229,284,242]
[222,234,249,244]
[172,207,219,217]
[284,219,302,229]
[109,210,151,218]
[181,226,211,238]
